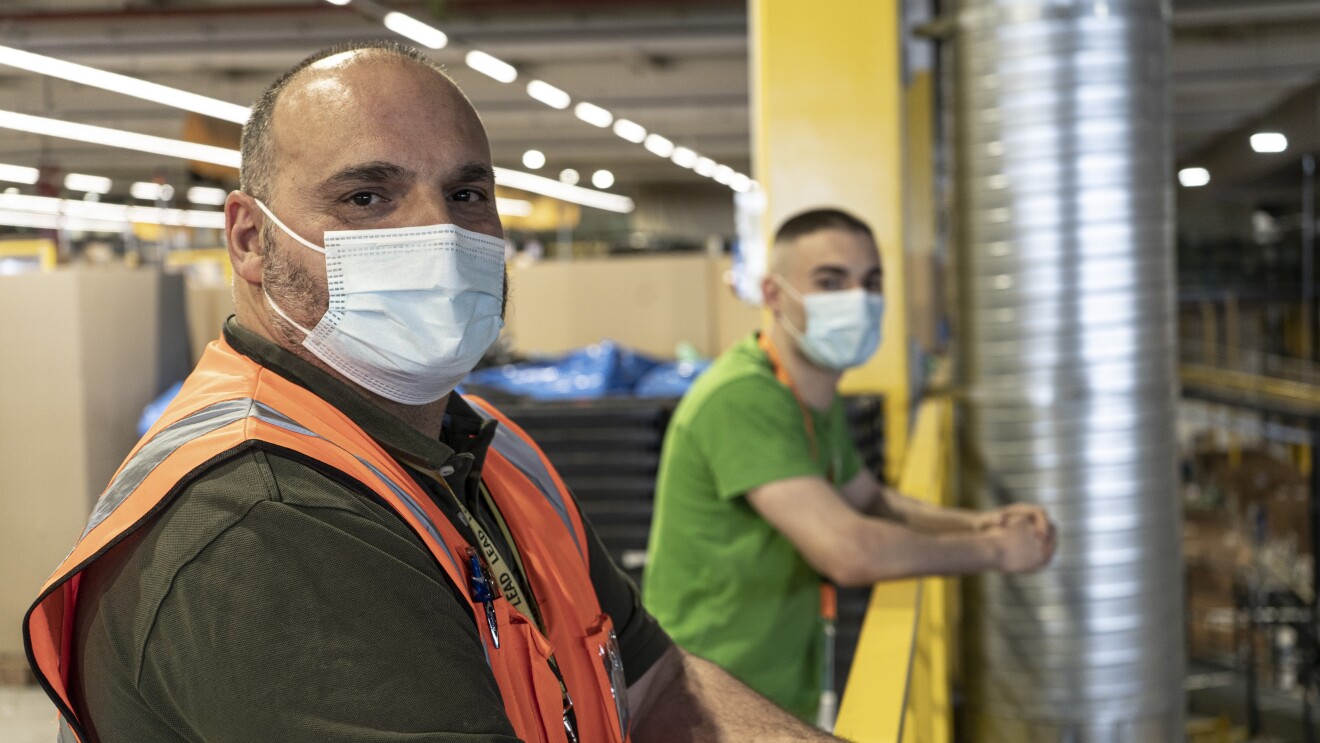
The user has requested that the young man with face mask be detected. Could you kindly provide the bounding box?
[643,208,1057,722]
[25,43,840,743]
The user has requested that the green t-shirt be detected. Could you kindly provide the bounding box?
[642,332,862,721]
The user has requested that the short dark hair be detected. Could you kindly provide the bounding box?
[773,208,874,246]
[239,40,456,204]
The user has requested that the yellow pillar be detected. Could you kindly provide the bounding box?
[751,0,909,479]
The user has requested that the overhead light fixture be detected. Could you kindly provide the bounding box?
[526,80,570,110]
[0,109,241,168]
[187,186,228,206]
[0,191,225,230]
[64,173,112,194]
[0,45,250,124]
[324,0,352,5]
[0,163,39,185]
[671,147,698,169]
[574,102,613,128]
[383,11,448,50]
[559,168,580,186]
[131,182,175,201]
[1177,167,1210,188]
[465,50,517,84]
[729,173,753,193]
[712,164,735,185]
[643,134,675,158]
[494,167,632,213]
[496,197,534,218]
[591,170,615,190]
[612,119,647,144]
[1250,132,1288,153]
[522,149,546,170]
[693,157,717,177]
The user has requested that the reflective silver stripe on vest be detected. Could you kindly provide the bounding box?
[57,715,77,743]
[83,399,255,538]
[467,400,584,558]
[82,397,460,579]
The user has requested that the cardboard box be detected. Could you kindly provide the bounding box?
[505,254,760,359]
[0,267,191,656]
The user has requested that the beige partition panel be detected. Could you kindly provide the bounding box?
[506,254,760,359]
[0,267,190,658]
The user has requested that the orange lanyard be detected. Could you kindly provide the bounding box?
[758,332,831,482]
[759,332,840,686]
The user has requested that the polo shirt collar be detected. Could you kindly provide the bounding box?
[222,317,495,471]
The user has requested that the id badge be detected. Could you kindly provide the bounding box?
[600,629,631,739]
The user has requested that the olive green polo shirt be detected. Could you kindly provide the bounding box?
[70,318,670,743]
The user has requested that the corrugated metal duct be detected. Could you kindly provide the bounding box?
[953,0,1184,740]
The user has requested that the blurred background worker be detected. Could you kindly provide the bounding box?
[643,208,1057,722]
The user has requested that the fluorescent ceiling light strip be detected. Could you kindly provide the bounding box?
[612,119,646,144]
[466,50,517,83]
[0,109,242,168]
[131,181,174,201]
[187,186,228,206]
[0,192,225,228]
[574,102,613,128]
[0,163,40,184]
[526,80,570,109]
[494,167,633,213]
[496,197,533,218]
[1177,167,1210,188]
[0,45,250,124]
[0,210,125,232]
[693,157,717,177]
[643,134,674,158]
[383,11,448,50]
[64,172,112,194]
[670,146,698,168]
[1250,132,1287,153]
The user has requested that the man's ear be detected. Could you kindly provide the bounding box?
[760,274,781,314]
[225,191,264,285]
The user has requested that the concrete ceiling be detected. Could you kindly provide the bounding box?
[0,0,1315,208]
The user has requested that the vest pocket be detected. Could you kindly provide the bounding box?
[582,614,630,743]
[492,599,565,743]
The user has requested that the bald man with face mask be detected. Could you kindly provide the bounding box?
[25,43,837,743]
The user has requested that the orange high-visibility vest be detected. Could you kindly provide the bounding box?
[25,337,630,743]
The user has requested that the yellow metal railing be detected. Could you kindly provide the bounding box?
[835,396,955,742]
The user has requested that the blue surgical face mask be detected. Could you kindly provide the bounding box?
[255,199,505,405]
[775,276,884,371]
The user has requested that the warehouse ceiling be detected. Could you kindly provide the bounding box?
[0,0,1316,207]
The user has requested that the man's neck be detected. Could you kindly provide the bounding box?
[767,322,841,411]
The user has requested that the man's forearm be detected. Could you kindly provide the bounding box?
[630,647,840,743]
[871,485,981,534]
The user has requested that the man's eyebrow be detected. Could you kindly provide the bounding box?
[321,161,411,191]
[811,265,849,277]
[453,162,496,184]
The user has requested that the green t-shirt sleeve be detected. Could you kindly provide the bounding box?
[136,500,520,743]
[687,375,827,500]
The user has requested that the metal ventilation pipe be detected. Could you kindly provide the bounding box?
[953,1,1183,740]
